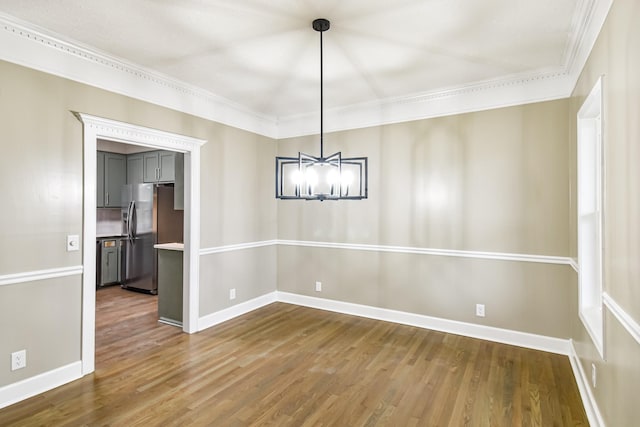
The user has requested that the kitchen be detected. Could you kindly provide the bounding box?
[95,139,185,327]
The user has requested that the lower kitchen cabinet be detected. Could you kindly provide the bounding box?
[100,239,121,286]
[155,244,184,327]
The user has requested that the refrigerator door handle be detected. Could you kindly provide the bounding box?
[127,201,135,240]
[130,200,137,239]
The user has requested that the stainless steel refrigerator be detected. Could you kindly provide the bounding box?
[121,183,183,294]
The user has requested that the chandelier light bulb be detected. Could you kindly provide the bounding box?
[291,169,304,185]
[341,170,354,187]
[305,167,319,187]
[327,168,340,185]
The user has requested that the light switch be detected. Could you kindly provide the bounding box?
[67,235,80,252]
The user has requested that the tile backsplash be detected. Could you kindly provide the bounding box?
[97,208,122,236]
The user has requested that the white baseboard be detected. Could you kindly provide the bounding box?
[197,292,278,331]
[0,361,82,410]
[568,340,606,427]
[276,291,571,355]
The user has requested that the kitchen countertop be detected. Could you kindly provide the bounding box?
[154,242,184,251]
[97,234,126,239]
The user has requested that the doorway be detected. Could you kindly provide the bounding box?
[76,112,206,375]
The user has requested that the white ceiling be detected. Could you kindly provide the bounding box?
[0,0,609,137]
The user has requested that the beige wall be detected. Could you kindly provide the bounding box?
[0,60,277,388]
[278,246,574,338]
[279,101,571,254]
[569,0,640,425]
[278,100,574,338]
[200,247,276,315]
[0,277,81,385]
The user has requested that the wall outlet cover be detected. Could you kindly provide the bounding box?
[476,304,485,317]
[11,349,26,371]
[315,281,322,292]
[229,288,236,300]
[67,234,80,252]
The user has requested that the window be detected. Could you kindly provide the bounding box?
[577,77,604,358]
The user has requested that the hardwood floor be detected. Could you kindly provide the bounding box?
[1,286,588,426]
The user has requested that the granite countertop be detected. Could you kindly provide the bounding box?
[154,242,184,251]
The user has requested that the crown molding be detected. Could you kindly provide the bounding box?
[277,70,574,138]
[563,0,613,79]
[0,13,278,138]
[0,1,612,139]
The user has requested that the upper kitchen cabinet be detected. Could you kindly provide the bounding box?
[143,151,175,183]
[127,153,144,185]
[97,151,126,208]
[174,153,184,210]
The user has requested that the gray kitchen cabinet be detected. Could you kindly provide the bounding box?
[159,151,176,182]
[143,150,175,183]
[100,240,120,285]
[97,151,105,208]
[143,152,159,182]
[97,151,127,208]
[127,153,144,184]
[156,246,183,326]
[174,153,184,210]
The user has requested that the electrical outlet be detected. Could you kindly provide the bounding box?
[229,288,236,300]
[11,350,26,371]
[591,363,597,388]
[475,304,485,317]
[315,281,322,292]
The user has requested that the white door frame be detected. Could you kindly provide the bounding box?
[75,113,206,375]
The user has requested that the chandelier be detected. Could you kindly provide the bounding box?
[275,18,368,201]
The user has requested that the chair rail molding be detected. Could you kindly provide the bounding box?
[0,266,83,287]
[603,292,640,345]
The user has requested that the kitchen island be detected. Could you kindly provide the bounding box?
[154,243,184,327]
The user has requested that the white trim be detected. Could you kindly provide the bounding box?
[577,75,605,359]
[277,239,573,266]
[564,0,613,80]
[200,239,574,266]
[603,292,640,346]
[75,113,206,376]
[569,258,580,274]
[199,240,278,256]
[196,289,570,354]
[277,70,573,137]
[73,113,206,152]
[183,142,202,335]
[568,341,606,427]
[0,1,613,139]
[0,362,82,410]
[0,266,82,287]
[198,292,278,331]
[0,13,276,138]
[276,292,570,355]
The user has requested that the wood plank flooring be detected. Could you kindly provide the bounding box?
[1,286,588,426]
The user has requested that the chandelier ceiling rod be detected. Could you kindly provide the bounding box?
[313,18,330,158]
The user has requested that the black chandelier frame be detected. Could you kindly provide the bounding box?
[275,18,369,201]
